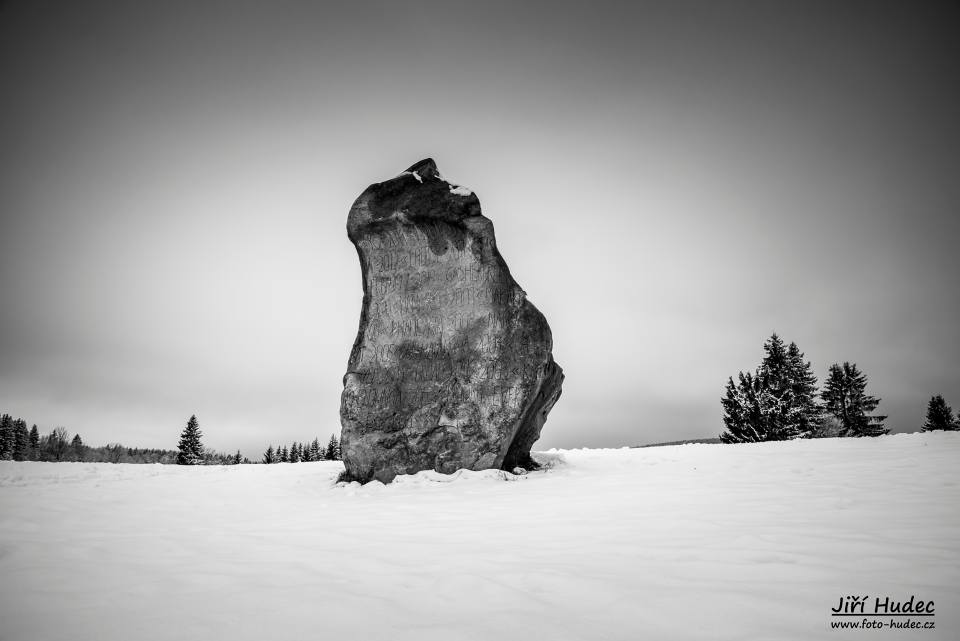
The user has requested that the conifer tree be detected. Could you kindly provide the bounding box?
[71,433,85,461]
[262,445,276,464]
[922,395,958,431]
[176,415,205,465]
[289,442,301,463]
[310,438,321,460]
[761,333,789,378]
[29,424,40,454]
[786,342,823,436]
[11,419,29,461]
[720,372,765,443]
[821,363,888,437]
[756,334,799,440]
[326,434,341,460]
[279,445,288,463]
[0,414,14,460]
[720,333,821,442]
[233,450,242,464]
[301,442,313,462]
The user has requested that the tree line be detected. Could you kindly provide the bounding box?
[261,435,341,464]
[1,411,345,466]
[1,412,239,464]
[174,414,342,465]
[0,414,186,463]
[721,333,959,443]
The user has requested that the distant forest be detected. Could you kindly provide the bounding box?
[0,412,242,464]
[0,411,342,465]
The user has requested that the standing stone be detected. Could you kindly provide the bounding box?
[340,159,563,483]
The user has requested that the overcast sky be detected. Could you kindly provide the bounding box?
[1,1,958,457]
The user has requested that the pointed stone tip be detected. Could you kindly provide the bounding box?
[405,158,440,180]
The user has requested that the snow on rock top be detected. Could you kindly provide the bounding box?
[449,184,473,196]
[396,160,470,195]
[397,170,423,183]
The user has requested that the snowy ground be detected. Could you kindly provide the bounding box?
[1,433,958,641]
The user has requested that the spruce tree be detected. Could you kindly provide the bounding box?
[821,363,888,437]
[176,415,205,465]
[279,445,288,463]
[289,442,301,463]
[761,333,789,378]
[720,373,764,443]
[326,434,341,460]
[922,395,958,431]
[29,424,40,453]
[262,445,276,464]
[786,342,823,437]
[301,442,313,462]
[233,450,242,464]
[310,438,322,461]
[70,433,85,461]
[0,414,13,460]
[720,333,821,442]
[11,419,29,461]
[756,334,799,440]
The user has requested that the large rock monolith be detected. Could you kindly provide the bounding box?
[340,159,563,483]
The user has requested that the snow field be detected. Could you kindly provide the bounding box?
[1,432,958,640]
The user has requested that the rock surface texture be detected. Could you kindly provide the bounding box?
[340,159,563,483]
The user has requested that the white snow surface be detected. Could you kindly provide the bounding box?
[1,432,958,640]
[449,184,473,196]
[397,170,423,182]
